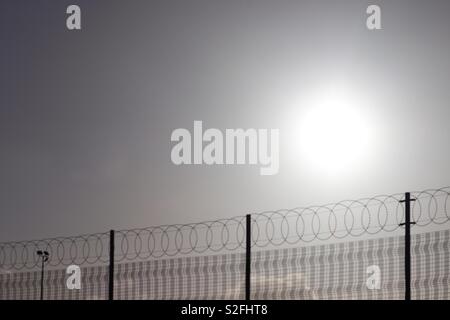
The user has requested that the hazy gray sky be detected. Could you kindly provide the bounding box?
[1,0,450,242]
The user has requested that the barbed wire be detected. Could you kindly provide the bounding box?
[1,186,449,270]
[0,233,110,271]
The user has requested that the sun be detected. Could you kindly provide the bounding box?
[295,86,373,176]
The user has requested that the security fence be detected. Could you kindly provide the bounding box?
[0,187,449,300]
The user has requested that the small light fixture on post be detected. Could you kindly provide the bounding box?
[36,250,49,300]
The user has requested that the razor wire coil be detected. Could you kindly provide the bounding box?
[1,187,449,270]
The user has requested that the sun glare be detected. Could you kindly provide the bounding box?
[295,87,373,176]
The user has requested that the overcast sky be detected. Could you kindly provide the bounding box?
[1,0,450,242]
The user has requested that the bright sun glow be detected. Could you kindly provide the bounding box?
[295,87,373,176]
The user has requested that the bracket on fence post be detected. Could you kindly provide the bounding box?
[399,192,416,301]
[109,229,115,301]
[245,214,251,301]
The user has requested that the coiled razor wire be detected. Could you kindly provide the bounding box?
[1,186,449,270]
[0,232,110,271]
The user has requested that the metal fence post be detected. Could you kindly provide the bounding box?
[109,229,115,300]
[245,214,251,301]
[40,256,45,300]
[400,192,416,301]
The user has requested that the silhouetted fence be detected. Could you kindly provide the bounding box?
[1,187,449,299]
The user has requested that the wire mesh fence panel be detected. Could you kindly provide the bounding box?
[113,253,246,300]
[411,230,450,300]
[250,236,404,300]
[247,229,449,300]
[0,265,108,300]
